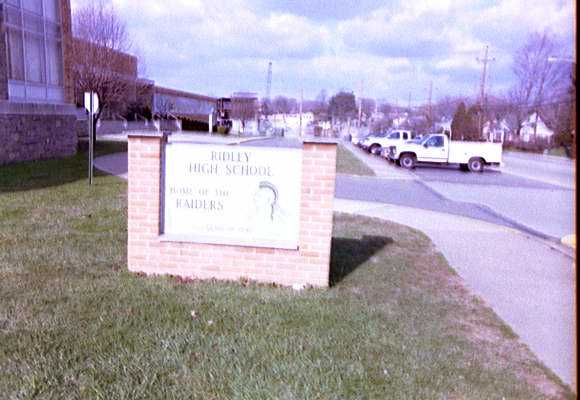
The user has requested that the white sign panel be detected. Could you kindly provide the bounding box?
[163,143,302,249]
[84,92,99,114]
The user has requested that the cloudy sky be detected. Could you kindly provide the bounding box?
[71,0,575,104]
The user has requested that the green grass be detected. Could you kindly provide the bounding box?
[336,144,376,176]
[504,146,572,159]
[0,149,574,399]
[547,146,570,158]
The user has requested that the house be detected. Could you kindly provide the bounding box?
[267,112,314,137]
[434,117,452,135]
[483,118,511,143]
[391,112,409,128]
[1,0,78,165]
[519,112,554,143]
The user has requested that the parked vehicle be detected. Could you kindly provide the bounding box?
[386,134,502,172]
[359,129,414,154]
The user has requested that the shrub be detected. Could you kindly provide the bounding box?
[217,125,230,135]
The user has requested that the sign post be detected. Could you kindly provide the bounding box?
[84,92,99,185]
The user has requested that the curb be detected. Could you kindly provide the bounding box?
[415,180,576,260]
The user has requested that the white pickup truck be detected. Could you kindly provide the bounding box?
[386,133,502,172]
[360,129,414,154]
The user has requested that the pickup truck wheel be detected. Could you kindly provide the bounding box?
[400,154,416,169]
[468,158,484,173]
[369,144,380,154]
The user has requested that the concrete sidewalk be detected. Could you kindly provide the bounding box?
[94,151,576,391]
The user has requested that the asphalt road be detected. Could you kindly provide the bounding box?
[340,144,576,241]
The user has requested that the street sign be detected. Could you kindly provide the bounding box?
[84,91,98,185]
[84,92,99,115]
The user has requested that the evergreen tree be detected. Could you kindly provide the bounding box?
[465,105,482,140]
[451,102,467,139]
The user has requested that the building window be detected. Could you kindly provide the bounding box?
[24,32,46,83]
[43,0,60,22]
[7,28,25,80]
[3,0,64,103]
[23,0,42,15]
[46,39,62,85]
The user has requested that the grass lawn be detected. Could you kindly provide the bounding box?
[0,145,573,399]
[336,144,376,176]
[547,146,571,158]
[504,146,572,159]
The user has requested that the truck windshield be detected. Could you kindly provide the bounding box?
[419,135,432,144]
[387,132,400,139]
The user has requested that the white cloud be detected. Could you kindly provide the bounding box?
[70,0,575,101]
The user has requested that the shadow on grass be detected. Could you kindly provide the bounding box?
[0,141,127,194]
[330,235,393,285]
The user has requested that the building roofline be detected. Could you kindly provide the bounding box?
[154,86,217,102]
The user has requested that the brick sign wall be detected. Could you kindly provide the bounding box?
[127,132,337,287]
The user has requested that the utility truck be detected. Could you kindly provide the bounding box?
[359,129,414,154]
[385,133,502,172]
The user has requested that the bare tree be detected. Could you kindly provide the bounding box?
[272,96,297,115]
[432,96,469,121]
[271,95,297,127]
[360,98,376,119]
[260,97,272,117]
[231,96,258,133]
[377,101,393,117]
[72,1,139,138]
[509,31,570,139]
[311,90,328,117]
[328,91,357,122]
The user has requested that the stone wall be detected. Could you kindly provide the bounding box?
[0,103,78,165]
[127,133,337,287]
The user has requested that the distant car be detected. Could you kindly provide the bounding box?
[361,130,415,154]
[355,133,374,147]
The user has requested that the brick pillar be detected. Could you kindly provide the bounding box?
[127,132,165,270]
[299,141,338,287]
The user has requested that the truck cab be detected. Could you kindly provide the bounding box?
[360,129,414,154]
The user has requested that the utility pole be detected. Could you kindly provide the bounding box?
[299,83,303,137]
[265,61,272,100]
[264,61,272,120]
[428,80,433,128]
[358,79,363,130]
[476,45,495,138]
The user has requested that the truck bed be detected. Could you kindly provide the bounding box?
[448,140,502,164]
